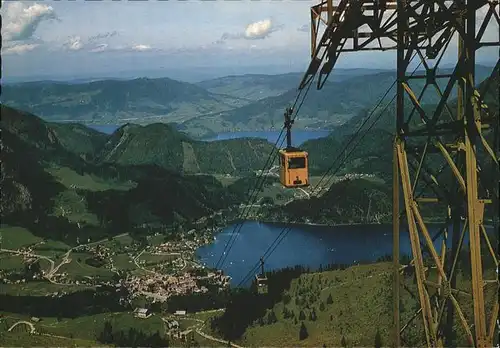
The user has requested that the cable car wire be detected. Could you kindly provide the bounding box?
[196,54,422,336]
[311,53,421,194]
[214,77,317,270]
[236,53,422,288]
[216,79,316,270]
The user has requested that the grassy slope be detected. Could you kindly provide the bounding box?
[241,263,394,347]
[0,332,102,347]
[39,312,166,340]
[239,262,498,347]
[0,311,165,345]
[0,309,225,347]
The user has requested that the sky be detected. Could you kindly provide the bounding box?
[2,0,498,82]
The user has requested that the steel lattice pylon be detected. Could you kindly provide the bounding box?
[300,1,499,347]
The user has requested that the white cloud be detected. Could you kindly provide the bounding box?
[244,19,273,39]
[87,43,156,54]
[90,43,109,53]
[131,44,152,51]
[59,31,152,54]
[61,32,122,52]
[216,18,283,44]
[2,43,40,55]
[64,36,84,51]
[2,2,58,41]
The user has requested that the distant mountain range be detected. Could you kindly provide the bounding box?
[2,62,496,242]
[195,69,391,101]
[2,65,495,139]
[1,78,247,127]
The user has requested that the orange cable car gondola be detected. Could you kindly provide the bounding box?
[255,257,268,295]
[279,107,309,188]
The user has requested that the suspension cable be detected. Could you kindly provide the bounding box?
[217,79,317,269]
[217,79,316,270]
[214,76,316,270]
[236,54,423,287]
[312,53,421,193]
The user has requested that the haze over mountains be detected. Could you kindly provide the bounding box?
[4,65,494,139]
[3,67,496,234]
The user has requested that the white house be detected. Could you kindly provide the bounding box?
[134,308,152,319]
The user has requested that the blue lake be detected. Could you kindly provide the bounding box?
[87,125,331,147]
[88,125,121,134]
[201,130,331,147]
[196,221,491,287]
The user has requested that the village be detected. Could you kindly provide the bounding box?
[0,224,239,347]
[0,228,231,303]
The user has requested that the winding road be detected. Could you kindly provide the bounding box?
[8,320,36,334]
[1,233,129,284]
[163,312,244,348]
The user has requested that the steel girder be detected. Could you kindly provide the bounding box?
[301,1,500,347]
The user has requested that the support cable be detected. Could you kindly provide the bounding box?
[215,76,316,270]
[237,53,423,288]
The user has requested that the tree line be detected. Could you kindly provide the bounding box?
[0,286,129,318]
[98,321,169,347]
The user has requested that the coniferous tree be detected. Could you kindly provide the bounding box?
[319,302,326,311]
[327,293,333,304]
[299,322,308,340]
[299,310,306,320]
[267,310,277,324]
[374,329,382,348]
[309,308,317,321]
[341,335,347,347]
[98,321,113,344]
[283,293,291,304]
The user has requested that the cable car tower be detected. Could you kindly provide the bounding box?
[300,0,499,347]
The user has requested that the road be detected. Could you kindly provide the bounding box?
[73,233,129,251]
[0,233,129,284]
[163,312,244,348]
[47,233,130,280]
[133,249,160,275]
[0,249,55,271]
[8,320,35,334]
[195,328,244,348]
